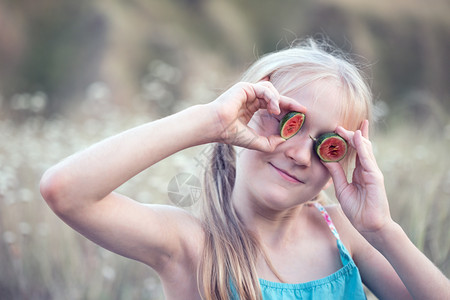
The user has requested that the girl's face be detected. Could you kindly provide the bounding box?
[234,79,344,212]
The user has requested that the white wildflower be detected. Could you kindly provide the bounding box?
[3,231,16,244]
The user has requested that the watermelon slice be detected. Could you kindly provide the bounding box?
[313,133,348,162]
[279,112,305,140]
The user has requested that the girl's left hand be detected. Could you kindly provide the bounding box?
[323,120,393,235]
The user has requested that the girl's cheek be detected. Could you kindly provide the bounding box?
[318,163,332,184]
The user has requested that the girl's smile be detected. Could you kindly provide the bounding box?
[269,162,304,184]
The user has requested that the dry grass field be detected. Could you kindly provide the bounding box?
[0,1,448,298]
[0,91,449,299]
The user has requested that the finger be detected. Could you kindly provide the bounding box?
[354,152,362,171]
[257,81,283,115]
[254,81,306,117]
[322,161,349,198]
[250,83,280,115]
[245,133,286,152]
[256,80,308,116]
[257,80,279,96]
[228,121,285,152]
[360,120,369,139]
[352,152,364,182]
[265,135,286,152]
[354,130,378,171]
[278,95,307,115]
[335,126,357,149]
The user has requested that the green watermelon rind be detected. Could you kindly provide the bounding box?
[279,112,305,140]
[314,133,348,162]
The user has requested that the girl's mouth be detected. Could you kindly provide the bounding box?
[269,163,303,184]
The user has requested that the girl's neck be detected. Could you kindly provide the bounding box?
[231,190,310,247]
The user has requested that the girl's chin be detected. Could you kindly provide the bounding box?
[257,188,308,211]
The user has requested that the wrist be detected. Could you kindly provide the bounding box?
[200,102,228,143]
[363,220,403,248]
[184,103,223,145]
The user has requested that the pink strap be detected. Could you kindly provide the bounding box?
[313,202,340,240]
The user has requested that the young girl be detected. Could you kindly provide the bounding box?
[40,39,449,299]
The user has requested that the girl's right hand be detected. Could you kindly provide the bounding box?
[208,81,306,152]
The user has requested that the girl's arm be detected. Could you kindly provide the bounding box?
[40,81,305,274]
[363,220,449,299]
[325,121,450,300]
[40,104,218,272]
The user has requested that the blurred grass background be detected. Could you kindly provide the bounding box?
[0,0,449,299]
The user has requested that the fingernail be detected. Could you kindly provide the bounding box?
[273,104,280,114]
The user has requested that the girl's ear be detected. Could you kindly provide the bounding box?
[322,178,333,190]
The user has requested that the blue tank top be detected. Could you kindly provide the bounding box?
[231,203,367,299]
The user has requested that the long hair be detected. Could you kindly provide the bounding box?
[198,143,262,299]
[197,38,373,299]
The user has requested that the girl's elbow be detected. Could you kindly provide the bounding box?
[40,168,74,215]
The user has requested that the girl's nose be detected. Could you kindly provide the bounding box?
[284,134,313,167]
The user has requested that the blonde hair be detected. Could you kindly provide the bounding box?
[197,38,373,300]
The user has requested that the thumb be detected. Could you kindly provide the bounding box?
[323,161,348,197]
[247,135,285,152]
